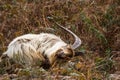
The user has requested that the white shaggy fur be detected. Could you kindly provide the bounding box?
[2,23,81,68]
[3,33,68,66]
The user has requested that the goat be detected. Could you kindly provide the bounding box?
[1,22,81,69]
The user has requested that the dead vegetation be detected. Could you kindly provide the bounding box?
[0,0,120,80]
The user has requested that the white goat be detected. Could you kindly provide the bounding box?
[1,23,81,68]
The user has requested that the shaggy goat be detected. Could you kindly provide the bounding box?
[1,22,81,68]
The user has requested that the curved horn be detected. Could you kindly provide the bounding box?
[47,17,81,49]
[54,22,81,49]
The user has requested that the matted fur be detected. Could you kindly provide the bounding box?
[1,22,82,68]
[2,33,74,66]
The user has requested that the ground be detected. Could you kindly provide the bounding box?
[0,0,120,80]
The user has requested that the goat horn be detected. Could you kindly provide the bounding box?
[48,17,81,49]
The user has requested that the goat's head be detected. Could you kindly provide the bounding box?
[56,45,74,59]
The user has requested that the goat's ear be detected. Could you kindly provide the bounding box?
[74,51,84,56]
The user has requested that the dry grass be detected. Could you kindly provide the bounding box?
[0,0,120,80]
